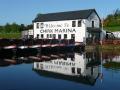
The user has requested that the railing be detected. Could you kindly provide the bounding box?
[0,39,75,47]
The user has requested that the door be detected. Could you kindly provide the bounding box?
[92,21,94,28]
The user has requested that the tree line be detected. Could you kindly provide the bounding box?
[0,23,33,33]
[104,8,120,27]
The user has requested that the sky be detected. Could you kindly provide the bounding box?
[0,0,120,25]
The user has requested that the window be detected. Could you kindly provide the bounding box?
[58,34,61,39]
[77,68,81,74]
[71,34,75,39]
[64,34,67,39]
[40,23,44,28]
[37,34,39,39]
[50,34,52,38]
[72,21,76,27]
[53,34,56,39]
[36,63,39,68]
[78,20,82,27]
[41,34,44,39]
[92,21,94,28]
[71,67,75,74]
[47,34,49,38]
[36,23,39,29]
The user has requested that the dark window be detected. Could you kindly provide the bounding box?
[71,67,75,74]
[58,34,61,39]
[53,34,56,39]
[71,34,75,39]
[40,23,44,28]
[36,23,39,29]
[64,34,67,39]
[78,20,82,27]
[36,63,39,68]
[77,68,81,74]
[72,21,76,27]
[92,21,94,28]
[41,34,44,38]
[47,34,49,38]
[37,34,39,39]
[50,34,52,38]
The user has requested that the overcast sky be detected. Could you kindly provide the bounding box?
[0,0,119,25]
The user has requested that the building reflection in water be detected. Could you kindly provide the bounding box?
[1,49,120,86]
[33,52,101,86]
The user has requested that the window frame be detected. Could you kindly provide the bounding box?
[64,34,67,39]
[36,23,39,29]
[72,21,76,27]
[41,34,44,39]
[78,20,82,27]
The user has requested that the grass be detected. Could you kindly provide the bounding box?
[104,26,120,32]
[0,33,21,39]
[85,45,120,52]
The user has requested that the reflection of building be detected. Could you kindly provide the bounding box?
[33,53,100,85]
[33,9,101,44]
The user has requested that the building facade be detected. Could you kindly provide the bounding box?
[33,9,101,44]
[21,29,34,39]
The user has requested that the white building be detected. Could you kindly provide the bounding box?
[112,31,120,39]
[33,9,101,44]
[21,29,33,39]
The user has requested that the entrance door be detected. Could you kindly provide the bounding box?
[92,21,94,28]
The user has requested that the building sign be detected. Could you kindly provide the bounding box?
[40,29,76,33]
[40,23,70,28]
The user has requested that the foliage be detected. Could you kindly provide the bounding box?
[104,26,120,32]
[0,23,33,33]
[103,8,120,27]
[0,23,33,38]
[0,33,21,39]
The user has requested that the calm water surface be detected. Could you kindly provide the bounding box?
[0,50,120,90]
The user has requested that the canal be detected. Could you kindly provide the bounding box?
[0,49,120,90]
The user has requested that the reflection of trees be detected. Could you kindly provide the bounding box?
[103,62,120,70]
[102,51,120,70]
[85,51,101,67]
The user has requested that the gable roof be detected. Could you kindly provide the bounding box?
[33,9,100,22]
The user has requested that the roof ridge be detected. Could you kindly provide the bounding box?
[41,9,95,15]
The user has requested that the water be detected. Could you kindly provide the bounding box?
[0,49,120,90]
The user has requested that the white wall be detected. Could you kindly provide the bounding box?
[33,53,99,77]
[28,29,33,35]
[85,12,100,28]
[34,20,86,42]
[33,11,101,43]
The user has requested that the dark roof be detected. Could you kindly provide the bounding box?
[87,27,102,32]
[33,9,100,22]
[33,69,98,86]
